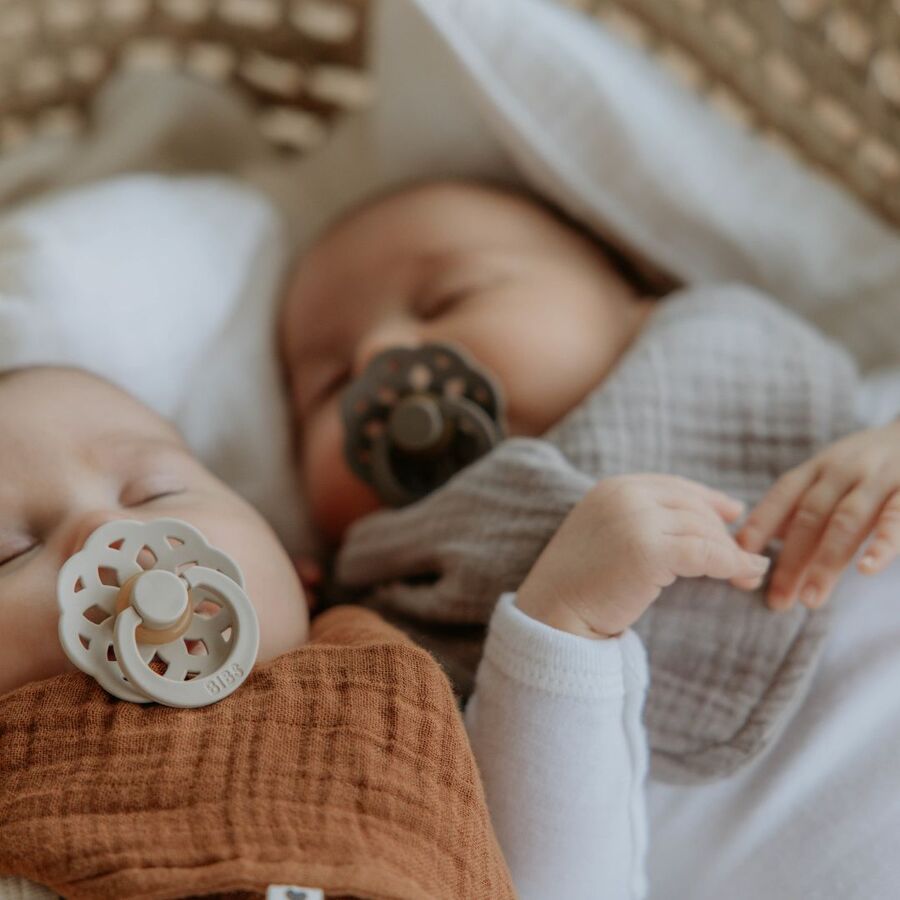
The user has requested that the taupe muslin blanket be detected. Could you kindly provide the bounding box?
[0,606,513,900]
[337,285,862,783]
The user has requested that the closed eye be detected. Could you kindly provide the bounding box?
[137,489,185,504]
[413,289,468,322]
[0,537,39,569]
[311,364,350,407]
[120,476,187,508]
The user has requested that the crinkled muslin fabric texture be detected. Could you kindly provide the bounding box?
[338,286,862,783]
[0,606,513,900]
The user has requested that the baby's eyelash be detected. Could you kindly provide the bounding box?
[0,538,39,568]
[315,365,351,403]
[414,290,467,322]
[120,477,187,508]
[136,489,185,505]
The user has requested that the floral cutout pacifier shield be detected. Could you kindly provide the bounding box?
[58,519,259,708]
[342,343,506,507]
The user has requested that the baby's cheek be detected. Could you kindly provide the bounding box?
[303,403,382,544]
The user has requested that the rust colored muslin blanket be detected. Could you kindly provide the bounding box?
[0,605,514,900]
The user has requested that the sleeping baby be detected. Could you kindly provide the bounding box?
[0,365,522,898]
[275,180,900,896]
[0,365,309,697]
[279,180,900,783]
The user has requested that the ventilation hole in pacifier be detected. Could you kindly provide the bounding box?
[221,626,233,642]
[185,638,209,656]
[74,577,85,593]
[166,535,185,548]
[137,545,158,570]
[149,653,169,676]
[444,377,465,399]
[82,604,111,625]
[184,670,201,681]
[376,386,398,405]
[106,644,117,662]
[409,363,431,392]
[364,419,385,440]
[175,560,199,576]
[98,566,120,587]
[108,538,125,550]
[78,634,90,650]
[194,598,222,619]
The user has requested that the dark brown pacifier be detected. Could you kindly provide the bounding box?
[342,343,506,507]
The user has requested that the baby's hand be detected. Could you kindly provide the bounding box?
[737,422,900,611]
[516,473,771,638]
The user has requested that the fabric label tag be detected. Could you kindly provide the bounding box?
[266,886,324,900]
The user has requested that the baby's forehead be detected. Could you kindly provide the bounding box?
[0,368,184,465]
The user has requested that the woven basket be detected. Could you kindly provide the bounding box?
[0,0,897,226]
[0,0,371,154]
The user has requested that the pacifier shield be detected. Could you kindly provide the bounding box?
[57,518,259,708]
[342,343,506,507]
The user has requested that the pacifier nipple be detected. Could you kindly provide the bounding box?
[116,570,192,644]
[389,395,452,456]
[342,343,505,507]
[57,519,259,708]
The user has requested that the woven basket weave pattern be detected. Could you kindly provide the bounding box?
[578,0,900,224]
[0,0,897,225]
[0,0,370,153]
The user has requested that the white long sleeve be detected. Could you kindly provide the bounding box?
[465,594,650,900]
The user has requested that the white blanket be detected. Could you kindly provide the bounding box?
[0,174,306,555]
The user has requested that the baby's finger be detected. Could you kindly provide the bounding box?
[668,530,770,583]
[859,492,900,575]
[737,464,818,553]
[793,485,882,607]
[692,486,746,521]
[730,570,768,591]
[765,476,858,609]
[656,477,746,521]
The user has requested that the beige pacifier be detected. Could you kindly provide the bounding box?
[342,343,506,507]
[57,518,259,708]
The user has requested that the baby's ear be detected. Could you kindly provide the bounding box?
[294,556,323,610]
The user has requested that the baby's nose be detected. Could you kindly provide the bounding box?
[64,510,128,562]
[353,317,423,378]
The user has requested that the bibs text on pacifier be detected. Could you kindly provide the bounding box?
[342,343,506,507]
[58,518,259,708]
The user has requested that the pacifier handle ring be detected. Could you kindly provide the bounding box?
[114,566,259,708]
[370,395,500,507]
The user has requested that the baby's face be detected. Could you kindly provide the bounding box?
[281,181,651,542]
[0,368,308,697]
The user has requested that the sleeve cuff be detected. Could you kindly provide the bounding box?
[480,593,648,700]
